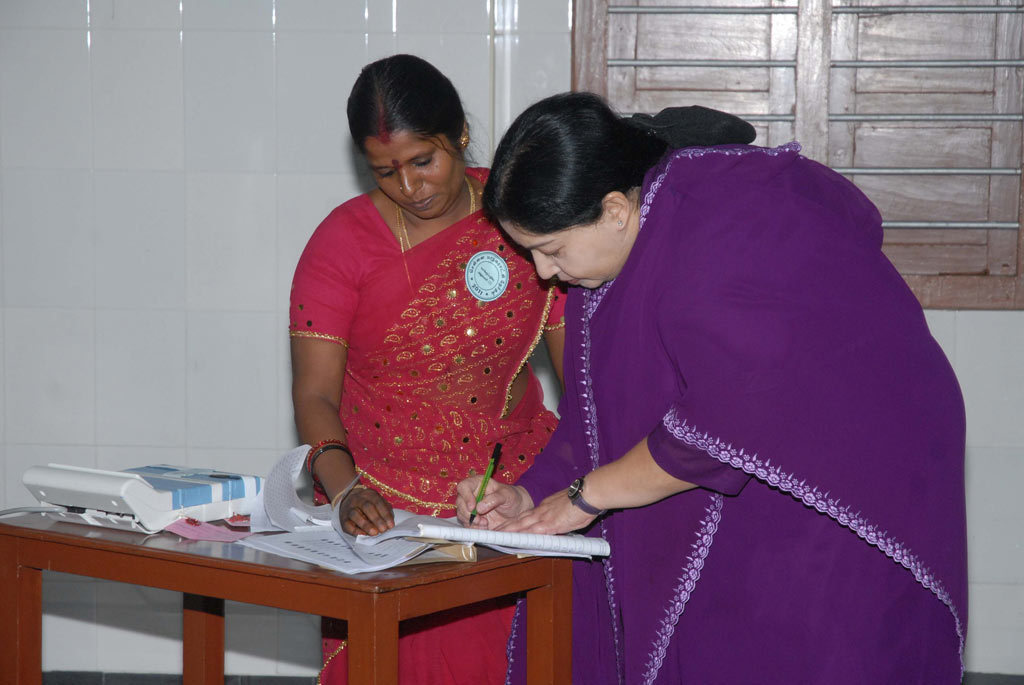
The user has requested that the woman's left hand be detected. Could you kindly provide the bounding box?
[498,488,596,535]
[336,487,395,536]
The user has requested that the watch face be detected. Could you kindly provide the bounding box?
[567,478,583,499]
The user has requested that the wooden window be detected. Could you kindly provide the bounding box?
[574,0,1024,308]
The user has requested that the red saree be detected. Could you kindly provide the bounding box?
[289,168,563,683]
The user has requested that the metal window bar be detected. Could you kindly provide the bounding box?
[833,5,1024,13]
[835,5,1024,12]
[605,4,1023,233]
[883,222,1020,230]
[833,59,1024,68]
[622,114,1024,122]
[608,59,1024,68]
[738,114,797,122]
[607,59,796,67]
[833,167,1020,175]
[609,5,798,13]
[607,5,1024,14]
[830,114,1024,122]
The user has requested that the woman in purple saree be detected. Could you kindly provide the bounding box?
[457,93,966,683]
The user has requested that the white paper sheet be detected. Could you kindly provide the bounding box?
[240,509,434,573]
[249,445,331,533]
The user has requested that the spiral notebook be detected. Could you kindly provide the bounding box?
[356,512,611,559]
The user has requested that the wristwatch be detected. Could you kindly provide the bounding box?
[567,477,606,516]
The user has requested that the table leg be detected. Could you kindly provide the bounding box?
[182,593,224,684]
[0,536,42,685]
[346,593,400,684]
[525,558,573,684]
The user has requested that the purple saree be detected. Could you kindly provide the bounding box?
[509,143,967,684]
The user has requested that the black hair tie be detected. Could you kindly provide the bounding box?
[623,105,756,149]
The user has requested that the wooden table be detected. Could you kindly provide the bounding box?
[0,517,572,684]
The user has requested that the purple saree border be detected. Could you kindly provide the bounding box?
[581,283,624,682]
[671,140,802,162]
[661,408,966,676]
[503,600,522,685]
[640,492,724,684]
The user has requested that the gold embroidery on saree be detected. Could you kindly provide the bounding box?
[289,330,349,347]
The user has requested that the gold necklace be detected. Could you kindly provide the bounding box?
[467,176,478,214]
[394,176,476,254]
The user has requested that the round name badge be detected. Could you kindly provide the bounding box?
[465,250,510,302]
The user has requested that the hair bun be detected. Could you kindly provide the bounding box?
[624,105,756,149]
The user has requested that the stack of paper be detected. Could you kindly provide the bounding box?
[238,447,611,575]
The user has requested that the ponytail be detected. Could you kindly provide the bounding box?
[485,92,754,234]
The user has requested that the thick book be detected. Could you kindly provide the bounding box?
[240,508,609,575]
[356,512,611,560]
[239,524,475,575]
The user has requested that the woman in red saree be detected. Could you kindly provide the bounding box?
[288,54,565,684]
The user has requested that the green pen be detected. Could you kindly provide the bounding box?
[468,442,502,525]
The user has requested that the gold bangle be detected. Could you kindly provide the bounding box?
[331,484,369,509]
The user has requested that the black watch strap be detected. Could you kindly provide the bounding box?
[568,477,606,516]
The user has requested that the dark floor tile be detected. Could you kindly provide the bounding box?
[44,673,102,685]
[50,670,1024,685]
[964,674,1024,685]
[103,675,181,685]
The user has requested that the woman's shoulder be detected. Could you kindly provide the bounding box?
[307,192,386,246]
[296,193,388,276]
[630,147,794,287]
[656,142,802,188]
[319,192,380,231]
[653,142,880,245]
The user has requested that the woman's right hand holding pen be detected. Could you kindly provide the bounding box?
[456,478,533,528]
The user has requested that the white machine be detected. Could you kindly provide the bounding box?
[22,463,263,533]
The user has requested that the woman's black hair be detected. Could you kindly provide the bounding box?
[347,54,466,154]
[484,91,755,234]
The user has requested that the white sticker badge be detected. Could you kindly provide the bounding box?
[465,250,510,302]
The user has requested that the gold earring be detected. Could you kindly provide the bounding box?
[459,131,470,148]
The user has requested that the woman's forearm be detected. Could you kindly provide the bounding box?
[294,393,357,498]
[290,337,356,500]
[578,437,697,511]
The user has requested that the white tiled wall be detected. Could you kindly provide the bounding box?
[0,0,571,677]
[1,0,1020,678]
[923,310,1024,675]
